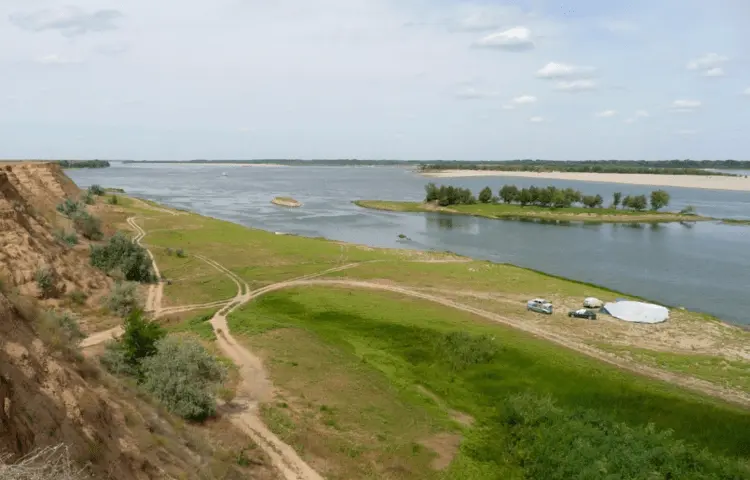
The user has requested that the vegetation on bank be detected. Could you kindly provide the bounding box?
[228,288,750,478]
[426,183,673,211]
[56,199,103,240]
[56,160,110,169]
[355,183,704,223]
[418,159,750,175]
[90,232,156,282]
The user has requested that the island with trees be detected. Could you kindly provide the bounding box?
[355,183,712,224]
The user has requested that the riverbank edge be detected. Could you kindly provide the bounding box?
[419,170,750,192]
[124,194,734,328]
[353,200,714,225]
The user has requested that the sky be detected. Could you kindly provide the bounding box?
[1,0,749,160]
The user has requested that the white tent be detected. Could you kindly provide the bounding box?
[584,297,603,308]
[602,301,669,324]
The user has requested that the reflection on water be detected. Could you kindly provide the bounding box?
[67,164,750,325]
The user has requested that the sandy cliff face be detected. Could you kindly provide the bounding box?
[0,163,273,478]
[0,163,109,298]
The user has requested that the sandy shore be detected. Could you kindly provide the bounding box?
[422,170,750,192]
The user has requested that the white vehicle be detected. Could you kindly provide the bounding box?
[527,298,553,315]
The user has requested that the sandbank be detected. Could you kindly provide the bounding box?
[421,170,750,192]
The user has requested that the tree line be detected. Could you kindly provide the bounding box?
[424,183,672,211]
[57,160,110,169]
[418,159,750,173]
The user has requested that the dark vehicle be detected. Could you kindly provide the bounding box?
[568,308,597,320]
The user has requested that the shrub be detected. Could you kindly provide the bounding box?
[81,191,95,205]
[35,267,58,299]
[165,247,174,256]
[88,184,105,196]
[100,340,138,377]
[56,199,83,217]
[90,232,155,282]
[72,211,103,241]
[107,195,119,205]
[650,189,671,211]
[104,282,140,317]
[478,187,493,204]
[175,248,187,258]
[461,393,750,479]
[680,205,697,215]
[54,229,79,247]
[435,331,498,371]
[36,310,86,354]
[141,337,226,421]
[69,290,88,306]
[120,309,166,368]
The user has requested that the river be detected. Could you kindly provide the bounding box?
[68,163,750,325]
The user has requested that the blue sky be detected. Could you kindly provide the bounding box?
[1,0,748,160]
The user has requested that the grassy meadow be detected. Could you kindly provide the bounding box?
[99,195,750,478]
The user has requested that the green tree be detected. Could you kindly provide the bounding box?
[90,232,155,282]
[424,183,439,202]
[612,192,622,209]
[581,195,598,208]
[88,184,106,196]
[593,194,604,208]
[551,190,567,209]
[478,186,493,204]
[630,195,648,211]
[650,190,671,211]
[562,188,581,207]
[499,185,519,204]
[120,309,166,369]
[518,188,533,206]
[622,195,633,209]
[141,337,226,421]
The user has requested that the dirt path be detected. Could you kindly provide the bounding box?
[127,216,163,315]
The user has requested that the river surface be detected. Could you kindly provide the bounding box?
[68,163,750,325]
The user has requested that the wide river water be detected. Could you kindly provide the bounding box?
[69,163,750,325]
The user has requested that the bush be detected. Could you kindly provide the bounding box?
[175,248,187,258]
[36,310,86,354]
[650,189,671,211]
[680,205,697,215]
[90,232,155,282]
[107,195,119,205]
[141,337,226,421]
[104,282,140,317]
[69,290,88,306]
[88,184,105,196]
[100,340,138,377]
[35,267,58,299]
[478,187,493,204]
[461,393,750,479]
[81,191,95,205]
[56,199,84,217]
[435,331,498,371]
[72,211,102,241]
[119,309,166,368]
[54,229,79,247]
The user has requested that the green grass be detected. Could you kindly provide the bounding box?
[354,200,711,224]
[599,345,750,393]
[228,287,750,477]
[154,252,237,306]
[168,310,218,341]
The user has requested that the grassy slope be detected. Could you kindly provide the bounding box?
[105,197,750,476]
[227,287,750,478]
[354,200,710,224]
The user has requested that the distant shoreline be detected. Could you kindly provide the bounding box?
[422,170,750,192]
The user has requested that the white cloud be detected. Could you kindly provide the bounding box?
[703,67,725,77]
[512,95,537,105]
[675,129,699,136]
[635,110,650,118]
[670,99,701,112]
[554,80,598,92]
[529,116,544,123]
[9,7,123,37]
[600,19,638,33]
[474,27,534,51]
[595,110,617,118]
[455,87,497,99]
[536,62,596,79]
[687,53,728,71]
[34,54,82,65]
